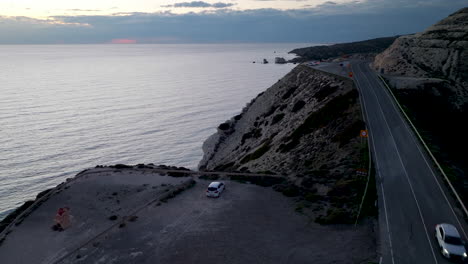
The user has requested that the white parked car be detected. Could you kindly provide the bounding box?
[435,223,467,261]
[206,182,225,198]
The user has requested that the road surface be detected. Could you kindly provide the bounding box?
[352,61,467,264]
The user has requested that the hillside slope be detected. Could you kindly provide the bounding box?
[289,36,398,63]
[200,65,370,223]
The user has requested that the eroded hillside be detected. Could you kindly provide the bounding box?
[200,65,370,223]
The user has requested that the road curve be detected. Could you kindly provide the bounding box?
[352,61,468,264]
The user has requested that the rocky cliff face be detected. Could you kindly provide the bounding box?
[374,7,468,106]
[200,65,365,193]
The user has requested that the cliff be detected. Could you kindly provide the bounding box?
[374,7,468,107]
[289,36,398,63]
[200,65,370,222]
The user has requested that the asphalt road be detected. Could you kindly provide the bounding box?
[352,61,468,264]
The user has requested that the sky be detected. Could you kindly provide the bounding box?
[0,0,466,44]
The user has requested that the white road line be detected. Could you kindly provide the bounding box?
[373,72,468,239]
[358,63,439,264]
[352,64,395,264]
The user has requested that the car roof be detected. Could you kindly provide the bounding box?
[208,182,222,187]
[440,223,461,237]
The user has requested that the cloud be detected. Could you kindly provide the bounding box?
[66,9,102,12]
[162,1,235,8]
[0,1,466,44]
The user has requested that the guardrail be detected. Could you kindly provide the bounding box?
[377,75,468,218]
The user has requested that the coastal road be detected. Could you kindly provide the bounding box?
[352,61,468,264]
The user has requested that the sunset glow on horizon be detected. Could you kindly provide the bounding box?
[111,39,138,44]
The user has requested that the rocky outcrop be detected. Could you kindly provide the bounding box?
[274,57,287,64]
[200,65,365,193]
[374,7,468,107]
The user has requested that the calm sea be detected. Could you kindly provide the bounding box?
[0,43,307,219]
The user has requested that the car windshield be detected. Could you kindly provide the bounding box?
[445,236,463,245]
[208,187,217,191]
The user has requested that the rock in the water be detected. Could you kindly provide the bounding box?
[275,57,287,64]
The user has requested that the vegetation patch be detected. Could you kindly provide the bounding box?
[289,36,398,63]
[292,100,306,112]
[315,208,354,225]
[271,113,285,125]
[230,175,286,187]
[167,171,190,177]
[331,120,365,146]
[213,162,235,171]
[199,174,220,180]
[218,122,230,130]
[240,141,271,164]
[279,89,358,152]
[314,84,338,102]
[263,106,278,118]
[282,86,298,100]
[108,215,118,221]
[241,128,262,145]
[112,164,132,169]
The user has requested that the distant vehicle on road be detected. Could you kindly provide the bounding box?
[435,223,467,262]
[206,182,225,198]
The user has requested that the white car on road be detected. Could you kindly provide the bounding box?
[435,223,467,262]
[206,182,225,198]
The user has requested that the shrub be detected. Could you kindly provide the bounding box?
[315,208,353,224]
[331,120,365,146]
[109,215,118,221]
[218,122,230,130]
[199,174,220,180]
[282,86,298,99]
[263,106,278,118]
[271,113,285,125]
[213,162,235,171]
[240,142,271,164]
[114,164,132,169]
[314,84,338,102]
[292,100,306,112]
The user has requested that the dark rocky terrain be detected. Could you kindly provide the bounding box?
[289,36,398,63]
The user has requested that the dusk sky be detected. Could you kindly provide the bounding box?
[0,0,467,44]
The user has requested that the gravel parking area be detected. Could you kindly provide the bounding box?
[59,179,377,264]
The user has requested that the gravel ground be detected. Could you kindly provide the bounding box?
[0,168,193,264]
[58,179,377,264]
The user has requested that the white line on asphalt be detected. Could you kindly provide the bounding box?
[358,63,439,264]
[352,64,395,264]
[374,72,468,239]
